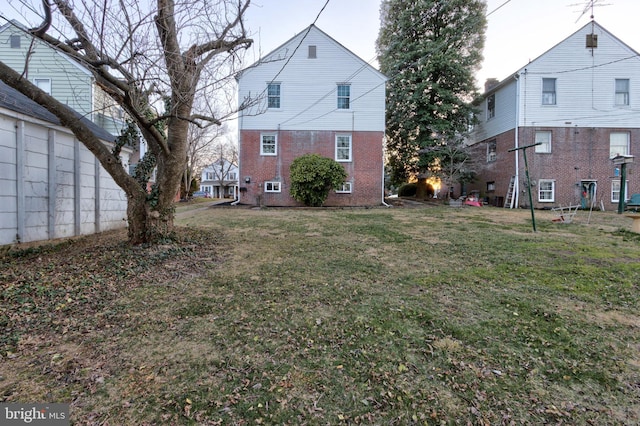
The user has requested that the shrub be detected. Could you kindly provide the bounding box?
[289,154,347,207]
[397,183,417,197]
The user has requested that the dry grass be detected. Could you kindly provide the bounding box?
[1,201,639,424]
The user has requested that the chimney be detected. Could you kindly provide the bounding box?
[484,78,499,93]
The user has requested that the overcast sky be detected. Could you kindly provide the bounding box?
[244,0,640,90]
[3,0,637,90]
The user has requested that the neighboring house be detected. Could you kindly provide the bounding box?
[236,25,387,207]
[468,21,640,210]
[0,80,130,245]
[0,21,126,137]
[200,159,239,199]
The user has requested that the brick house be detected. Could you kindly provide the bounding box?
[236,25,387,207]
[468,21,640,210]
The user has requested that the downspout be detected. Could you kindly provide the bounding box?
[231,109,242,205]
[514,71,522,208]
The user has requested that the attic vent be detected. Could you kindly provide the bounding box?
[586,33,598,48]
[308,45,317,59]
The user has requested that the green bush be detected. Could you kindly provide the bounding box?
[397,183,417,197]
[289,154,347,207]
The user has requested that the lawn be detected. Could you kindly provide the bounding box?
[1,203,639,424]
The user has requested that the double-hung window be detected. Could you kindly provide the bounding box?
[486,140,496,162]
[538,179,555,202]
[610,132,630,158]
[487,94,495,119]
[261,133,277,156]
[337,84,350,109]
[335,135,352,162]
[535,131,552,153]
[611,180,628,203]
[615,79,630,106]
[267,83,281,109]
[542,78,556,105]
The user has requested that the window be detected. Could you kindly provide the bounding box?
[538,179,555,202]
[228,172,237,181]
[337,84,350,109]
[308,45,317,59]
[486,140,496,162]
[34,78,52,95]
[267,83,280,109]
[615,79,630,106]
[264,181,281,192]
[542,78,556,105]
[487,94,495,119]
[205,171,214,180]
[535,131,552,153]
[336,182,352,193]
[10,35,20,48]
[609,132,629,158]
[611,180,629,203]
[486,181,496,192]
[335,135,352,162]
[261,134,277,156]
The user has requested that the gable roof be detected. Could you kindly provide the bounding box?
[0,80,116,142]
[482,20,640,96]
[237,24,386,81]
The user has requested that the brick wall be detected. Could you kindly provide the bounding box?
[468,127,640,209]
[239,129,384,206]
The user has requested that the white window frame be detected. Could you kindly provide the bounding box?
[337,84,350,109]
[264,181,281,193]
[615,79,630,106]
[609,132,630,159]
[335,135,352,162]
[542,78,556,105]
[267,83,281,109]
[33,78,52,95]
[486,140,496,162]
[611,180,629,203]
[228,172,237,181]
[535,131,552,153]
[538,179,555,203]
[486,94,495,120]
[336,181,352,193]
[260,133,277,156]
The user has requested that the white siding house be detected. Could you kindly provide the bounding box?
[0,21,126,136]
[237,25,387,206]
[0,81,130,246]
[468,21,640,210]
[200,159,239,199]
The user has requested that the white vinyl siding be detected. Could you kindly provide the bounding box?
[237,26,386,132]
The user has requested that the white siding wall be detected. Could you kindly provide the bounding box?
[472,79,518,142]
[238,27,386,132]
[0,110,129,246]
[0,25,94,119]
[519,23,640,128]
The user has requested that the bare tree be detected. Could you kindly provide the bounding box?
[183,121,227,199]
[0,0,252,243]
[207,140,238,198]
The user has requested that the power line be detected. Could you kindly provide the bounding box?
[487,0,512,17]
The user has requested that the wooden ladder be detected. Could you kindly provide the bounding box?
[504,176,516,208]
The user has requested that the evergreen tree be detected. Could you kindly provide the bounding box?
[377,0,486,186]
